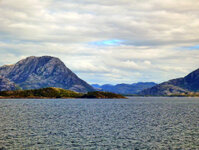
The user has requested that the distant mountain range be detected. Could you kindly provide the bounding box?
[92,82,156,95]
[0,56,94,92]
[139,68,199,96]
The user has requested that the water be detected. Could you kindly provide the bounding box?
[0,97,199,149]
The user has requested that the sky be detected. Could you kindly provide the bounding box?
[0,0,199,85]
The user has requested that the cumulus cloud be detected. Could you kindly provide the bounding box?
[0,0,199,84]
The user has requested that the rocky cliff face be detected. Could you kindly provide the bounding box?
[0,56,94,92]
[139,68,199,96]
[0,76,18,91]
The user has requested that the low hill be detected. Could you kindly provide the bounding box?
[82,91,126,99]
[0,87,82,98]
[0,87,126,99]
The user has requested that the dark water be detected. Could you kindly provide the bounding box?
[0,97,199,150]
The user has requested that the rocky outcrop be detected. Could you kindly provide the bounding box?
[0,56,94,92]
[0,76,18,91]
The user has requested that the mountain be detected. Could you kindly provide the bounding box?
[139,68,199,96]
[139,81,188,96]
[0,56,94,92]
[91,84,102,89]
[92,82,156,95]
[0,76,18,91]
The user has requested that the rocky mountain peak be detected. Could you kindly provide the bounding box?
[0,56,94,92]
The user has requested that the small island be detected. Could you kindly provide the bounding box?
[0,87,126,99]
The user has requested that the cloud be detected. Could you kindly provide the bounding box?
[0,0,199,84]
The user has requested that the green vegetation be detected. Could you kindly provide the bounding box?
[82,91,126,99]
[170,92,199,97]
[0,87,83,98]
[0,87,126,99]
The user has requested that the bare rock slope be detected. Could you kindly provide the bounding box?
[0,56,94,92]
[0,76,18,91]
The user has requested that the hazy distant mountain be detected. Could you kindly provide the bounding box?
[0,56,94,92]
[139,68,199,96]
[92,82,156,94]
[91,84,102,89]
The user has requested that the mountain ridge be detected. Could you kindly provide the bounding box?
[139,68,199,96]
[92,82,156,95]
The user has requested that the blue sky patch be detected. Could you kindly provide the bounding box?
[183,45,199,50]
[89,39,124,46]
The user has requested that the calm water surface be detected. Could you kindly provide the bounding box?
[0,97,199,149]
